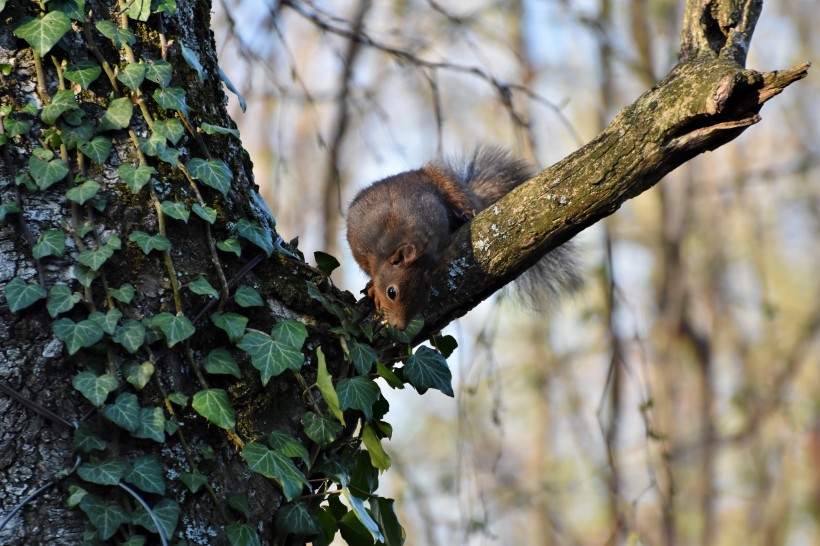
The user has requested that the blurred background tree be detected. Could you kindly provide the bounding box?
[212,1,818,544]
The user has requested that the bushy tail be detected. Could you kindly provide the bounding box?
[439,145,583,308]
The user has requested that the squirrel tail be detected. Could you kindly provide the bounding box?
[438,145,583,309]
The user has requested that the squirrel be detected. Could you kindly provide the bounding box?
[346,146,581,330]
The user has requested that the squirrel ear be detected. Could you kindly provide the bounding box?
[387,243,418,266]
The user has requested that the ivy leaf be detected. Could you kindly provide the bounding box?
[60,120,95,150]
[267,430,310,467]
[41,89,79,125]
[95,20,136,48]
[123,359,154,389]
[189,275,218,298]
[28,154,69,190]
[132,498,179,538]
[4,117,30,138]
[108,283,135,304]
[180,43,204,82]
[179,471,208,493]
[47,284,81,317]
[361,424,391,472]
[134,406,166,443]
[0,201,22,224]
[192,389,235,430]
[72,264,100,287]
[191,203,217,224]
[403,346,454,397]
[126,455,165,495]
[145,59,173,87]
[337,377,380,421]
[72,371,118,407]
[203,347,241,379]
[102,392,140,433]
[33,229,66,259]
[274,504,321,537]
[65,60,102,90]
[211,312,248,343]
[160,200,190,222]
[78,137,112,164]
[129,230,171,254]
[150,312,195,347]
[201,122,239,138]
[89,308,122,336]
[152,86,189,115]
[79,494,129,540]
[236,219,273,256]
[98,97,133,131]
[237,329,304,386]
[5,277,46,313]
[228,493,251,519]
[118,163,155,194]
[301,412,343,446]
[14,11,72,57]
[77,244,114,271]
[370,497,405,546]
[125,0,152,21]
[342,485,384,543]
[72,422,108,454]
[227,523,262,546]
[66,178,101,204]
[152,118,184,145]
[216,238,241,256]
[78,457,126,486]
[52,318,104,355]
[113,321,146,355]
[233,285,263,307]
[348,340,378,375]
[241,443,308,501]
[187,158,232,197]
[271,320,308,349]
[314,251,340,275]
[316,347,345,425]
[50,0,87,22]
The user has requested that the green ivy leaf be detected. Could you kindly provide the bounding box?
[370,497,405,546]
[233,284,263,307]
[152,86,189,115]
[129,230,171,254]
[236,219,273,256]
[271,320,308,349]
[14,11,72,57]
[361,424,391,472]
[179,471,208,493]
[203,347,241,379]
[337,376,380,421]
[52,318,104,355]
[316,347,345,425]
[189,275,218,298]
[78,457,126,486]
[134,406,166,443]
[201,122,239,138]
[314,251,340,275]
[187,158,232,197]
[72,371,118,407]
[60,119,95,150]
[192,389,235,430]
[403,346,454,397]
[41,89,79,125]
[145,59,173,87]
[179,43,205,82]
[125,0,152,21]
[72,422,108,454]
[212,311,248,343]
[3,117,30,138]
[102,392,140,433]
[65,60,101,90]
[98,97,133,131]
[95,20,135,48]
[126,455,165,495]
[241,443,308,501]
[226,523,262,546]
[167,393,188,407]
[50,0,87,22]
[123,359,154,388]
[274,504,321,537]
[79,494,129,540]
[348,340,378,375]
[153,118,184,145]
[78,136,112,164]
[46,283,80,317]
[89,308,122,336]
[191,203,217,224]
[72,264,100,287]
[118,163,155,194]
[301,412,343,446]
[150,312,195,347]
[132,498,179,538]
[237,329,304,386]
[28,154,69,190]
[114,321,146,354]
[5,277,46,312]
[216,238,241,256]
[267,430,310,467]
[76,244,113,271]
[108,283,135,303]
[115,62,146,92]
[33,229,66,259]
[66,178,101,204]
[158,200,189,222]
[342,485,384,543]
[0,201,22,224]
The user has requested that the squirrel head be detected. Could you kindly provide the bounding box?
[370,242,437,330]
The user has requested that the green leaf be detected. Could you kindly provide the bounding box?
[129,230,171,254]
[233,284,263,307]
[152,118,184,145]
[236,219,273,256]
[167,393,188,407]
[14,11,72,57]
[77,244,113,271]
[337,376,380,421]
[241,443,308,501]
[102,392,140,433]
[60,119,95,150]
[201,122,239,138]
[217,238,241,256]
[78,458,126,486]
[191,203,217,224]
[65,60,101,90]
[370,497,405,546]
[108,283,135,303]
[28,154,69,190]
[132,498,179,538]
[179,43,204,82]
[275,504,321,537]
[212,311,248,343]
[118,163,155,194]
[145,59,173,87]
[160,200,190,222]
[301,412,343,446]
[79,494,129,540]
[271,320,308,349]
[4,117,30,138]
[33,229,66,259]
[316,347,345,425]
[268,430,310,467]
[126,455,165,495]
[376,362,404,390]
[0,201,22,224]
[87,308,121,336]
[237,329,304,386]
[227,523,262,546]
[187,158,232,197]
[114,321,146,354]
[152,86,188,115]
[134,406,166,443]
[348,340,378,375]
[179,471,208,493]
[50,0,87,22]
[123,359,154,388]
[342,485,384,543]
[98,97,133,131]
[150,312,195,347]
[72,264,100,287]
[189,275,218,298]
[41,89,78,125]
[72,422,108,454]
[72,371,118,407]
[95,20,135,48]
[47,284,80,317]
[52,318,104,355]
[192,389,235,429]
[203,347,241,379]
[361,424,391,471]
[228,493,251,519]
[403,346,454,397]
[66,178,101,204]
[314,251,340,275]
[431,334,458,358]
[78,137,111,164]
[125,0,151,21]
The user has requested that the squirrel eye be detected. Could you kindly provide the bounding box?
[387,286,397,300]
